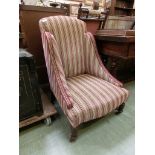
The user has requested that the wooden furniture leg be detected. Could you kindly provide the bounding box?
[69,125,78,142]
[115,102,125,114]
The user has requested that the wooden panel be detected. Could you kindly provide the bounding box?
[102,42,129,57]
[20,5,68,85]
[96,36,135,59]
[20,5,67,63]
[84,20,100,35]
[95,35,135,43]
[104,16,134,30]
[95,34,135,82]
[109,0,116,15]
[128,43,135,57]
[96,29,135,36]
[109,0,135,16]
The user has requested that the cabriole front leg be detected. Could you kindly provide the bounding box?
[69,125,78,142]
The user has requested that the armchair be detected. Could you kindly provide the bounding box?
[39,16,129,142]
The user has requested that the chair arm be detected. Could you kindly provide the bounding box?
[85,32,123,87]
[41,31,74,111]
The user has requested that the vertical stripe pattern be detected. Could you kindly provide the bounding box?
[41,31,74,111]
[40,16,86,78]
[66,74,129,127]
[39,16,129,128]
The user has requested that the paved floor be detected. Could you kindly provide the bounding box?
[19,81,135,155]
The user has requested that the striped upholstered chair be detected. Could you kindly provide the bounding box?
[39,16,129,142]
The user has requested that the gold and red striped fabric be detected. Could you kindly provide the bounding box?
[40,31,73,111]
[39,16,129,128]
[39,16,86,78]
[66,74,128,127]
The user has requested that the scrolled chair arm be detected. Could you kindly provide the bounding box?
[40,30,74,111]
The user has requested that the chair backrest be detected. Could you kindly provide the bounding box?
[40,16,87,78]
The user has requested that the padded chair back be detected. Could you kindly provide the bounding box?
[39,16,87,78]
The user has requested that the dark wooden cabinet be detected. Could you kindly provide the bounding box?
[95,33,135,82]
[110,0,135,16]
[80,18,103,35]
[19,51,43,121]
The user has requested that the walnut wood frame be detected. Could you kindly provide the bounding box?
[70,126,78,142]
[115,102,125,114]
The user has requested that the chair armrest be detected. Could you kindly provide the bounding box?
[85,32,123,87]
[41,31,74,111]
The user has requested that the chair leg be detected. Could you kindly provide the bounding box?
[69,125,78,142]
[115,102,125,114]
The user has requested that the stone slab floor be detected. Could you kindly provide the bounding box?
[19,81,135,155]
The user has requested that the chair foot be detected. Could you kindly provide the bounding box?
[115,103,125,114]
[69,126,78,142]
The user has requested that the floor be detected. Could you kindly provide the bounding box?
[19,81,135,155]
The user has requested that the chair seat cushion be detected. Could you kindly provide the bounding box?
[66,74,129,127]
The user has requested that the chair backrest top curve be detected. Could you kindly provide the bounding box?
[39,16,87,78]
